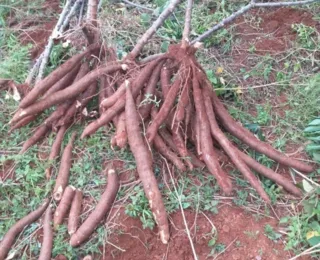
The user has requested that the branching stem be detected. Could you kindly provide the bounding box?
[191,0,318,44]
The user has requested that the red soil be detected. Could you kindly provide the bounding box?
[18,0,61,59]
[104,206,292,260]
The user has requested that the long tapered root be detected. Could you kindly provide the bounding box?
[70,169,119,247]
[38,207,53,260]
[0,199,49,260]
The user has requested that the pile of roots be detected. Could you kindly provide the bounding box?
[1,0,317,258]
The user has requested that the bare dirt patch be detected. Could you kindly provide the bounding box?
[18,0,61,60]
[104,206,291,260]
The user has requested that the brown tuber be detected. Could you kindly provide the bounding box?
[70,169,119,247]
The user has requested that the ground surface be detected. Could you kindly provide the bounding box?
[0,0,319,259]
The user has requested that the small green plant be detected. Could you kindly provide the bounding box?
[292,23,319,50]
[233,190,248,206]
[264,224,282,242]
[125,186,156,229]
[0,33,31,83]
[255,104,271,126]
[209,243,226,256]
[304,117,320,165]
[282,188,320,256]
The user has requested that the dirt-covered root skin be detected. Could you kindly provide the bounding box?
[38,207,53,260]
[160,66,172,98]
[0,199,49,260]
[45,125,68,179]
[209,87,313,173]
[19,124,50,154]
[153,134,187,172]
[125,85,170,244]
[68,189,83,235]
[43,63,81,98]
[147,76,182,143]
[138,61,164,119]
[11,63,125,125]
[53,132,76,201]
[101,81,125,109]
[114,112,127,148]
[19,43,100,108]
[10,115,37,132]
[237,149,302,196]
[81,60,162,139]
[192,67,233,195]
[70,169,119,247]
[202,87,270,203]
[54,186,76,227]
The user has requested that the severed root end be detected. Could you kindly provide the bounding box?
[160,230,169,244]
[53,186,64,201]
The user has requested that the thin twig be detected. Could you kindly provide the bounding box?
[78,0,86,25]
[122,0,153,12]
[36,0,73,82]
[289,242,320,260]
[129,0,182,59]
[61,0,83,32]
[164,158,199,260]
[291,168,320,187]
[191,0,318,44]
[25,53,44,85]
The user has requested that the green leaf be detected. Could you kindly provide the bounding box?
[140,13,151,25]
[208,238,216,247]
[279,217,289,224]
[160,41,170,52]
[312,152,320,162]
[303,179,314,193]
[306,144,320,151]
[304,125,320,133]
[308,236,320,246]
[308,118,320,126]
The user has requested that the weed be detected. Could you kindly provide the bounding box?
[125,186,155,230]
[264,224,282,242]
[233,190,249,206]
[281,188,320,256]
[304,117,320,165]
[208,243,226,256]
[0,33,31,83]
[292,23,319,50]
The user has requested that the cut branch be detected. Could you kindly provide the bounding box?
[128,0,182,59]
[191,0,318,44]
[181,0,193,48]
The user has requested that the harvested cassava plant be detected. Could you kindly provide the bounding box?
[7,0,317,247]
